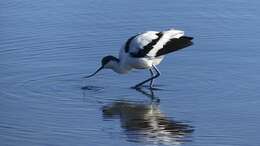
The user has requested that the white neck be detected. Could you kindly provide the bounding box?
[107,60,130,74]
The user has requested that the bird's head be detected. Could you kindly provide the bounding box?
[101,55,119,69]
[84,55,119,78]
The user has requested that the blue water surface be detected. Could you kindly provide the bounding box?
[1,0,260,146]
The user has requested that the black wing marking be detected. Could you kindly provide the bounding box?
[124,34,139,53]
[130,32,163,58]
[155,36,193,57]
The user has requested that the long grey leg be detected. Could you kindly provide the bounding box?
[151,65,161,88]
[152,65,161,77]
[149,69,154,88]
[134,65,160,88]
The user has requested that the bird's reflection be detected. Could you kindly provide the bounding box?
[102,88,194,146]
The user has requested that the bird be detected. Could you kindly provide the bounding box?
[84,28,193,89]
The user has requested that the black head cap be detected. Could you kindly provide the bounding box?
[101,55,119,66]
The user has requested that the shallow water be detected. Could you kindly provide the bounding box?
[1,0,260,146]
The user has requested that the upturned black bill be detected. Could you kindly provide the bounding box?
[84,66,104,78]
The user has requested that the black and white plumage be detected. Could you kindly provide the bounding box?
[85,28,193,88]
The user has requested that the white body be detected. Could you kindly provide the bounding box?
[109,29,185,74]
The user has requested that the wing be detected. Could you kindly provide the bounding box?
[123,31,159,54]
[128,29,192,58]
[124,34,140,53]
[127,31,162,57]
[155,36,193,57]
